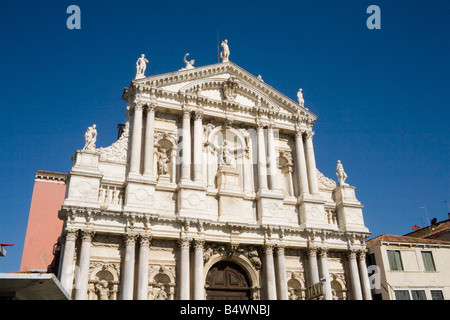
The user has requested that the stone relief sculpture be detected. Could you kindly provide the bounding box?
[154,285,168,300]
[98,122,129,163]
[135,54,149,79]
[336,160,349,186]
[180,53,195,70]
[83,124,97,151]
[95,280,111,300]
[289,288,299,300]
[222,77,238,101]
[157,148,170,176]
[221,140,233,166]
[316,169,337,191]
[220,39,230,62]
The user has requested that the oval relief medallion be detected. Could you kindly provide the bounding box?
[188,193,201,207]
[135,188,149,201]
[78,181,92,194]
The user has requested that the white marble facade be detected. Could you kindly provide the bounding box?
[57,53,371,300]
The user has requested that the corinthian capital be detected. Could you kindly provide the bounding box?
[80,229,95,242]
[304,130,314,139]
[194,109,204,121]
[124,233,138,246]
[193,239,205,251]
[139,234,152,247]
[178,237,192,250]
[262,244,274,255]
[65,229,78,242]
[146,103,156,113]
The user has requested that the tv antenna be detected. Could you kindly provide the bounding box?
[217,30,220,63]
[419,206,432,233]
[444,201,450,212]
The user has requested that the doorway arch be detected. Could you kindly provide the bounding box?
[205,261,251,300]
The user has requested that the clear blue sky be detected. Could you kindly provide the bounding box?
[0,0,449,273]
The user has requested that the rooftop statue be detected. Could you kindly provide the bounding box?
[297,88,304,106]
[135,54,149,79]
[180,53,195,70]
[83,124,97,151]
[336,160,349,186]
[220,39,230,62]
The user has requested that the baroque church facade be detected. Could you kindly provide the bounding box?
[56,42,372,300]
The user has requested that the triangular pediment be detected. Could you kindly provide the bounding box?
[123,62,316,130]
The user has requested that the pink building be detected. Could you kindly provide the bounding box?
[20,171,67,272]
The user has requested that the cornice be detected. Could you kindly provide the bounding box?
[125,61,317,121]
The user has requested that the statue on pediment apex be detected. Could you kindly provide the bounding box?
[297,88,304,106]
[220,39,230,62]
[180,53,195,71]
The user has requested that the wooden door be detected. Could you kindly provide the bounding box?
[205,261,251,300]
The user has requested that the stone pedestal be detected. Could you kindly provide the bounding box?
[216,165,240,193]
[216,165,253,223]
[123,176,156,214]
[298,193,328,229]
[256,189,286,226]
[65,150,102,208]
[177,181,208,220]
[333,185,368,232]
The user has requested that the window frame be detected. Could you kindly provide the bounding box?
[430,290,444,300]
[421,251,436,272]
[394,290,410,300]
[387,249,404,271]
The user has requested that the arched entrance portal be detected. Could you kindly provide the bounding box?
[205,261,251,300]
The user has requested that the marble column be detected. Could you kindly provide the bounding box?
[348,250,363,300]
[257,125,268,190]
[137,235,151,300]
[304,131,319,194]
[178,238,191,300]
[318,248,333,300]
[59,229,78,295]
[294,130,309,195]
[267,124,279,190]
[143,105,155,177]
[130,103,144,174]
[263,244,277,300]
[74,230,94,300]
[181,109,191,182]
[122,233,137,300]
[274,245,288,300]
[307,247,320,286]
[358,250,372,300]
[193,110,203,183]
[193,239,205,300]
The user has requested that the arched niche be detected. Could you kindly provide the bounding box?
[88,263,120,300]
[277,151,294,197]
[330,274,347,300]
[206,125,247,190]
[148,265,176,300]
[154,133,178,183]
[287,271,306,300]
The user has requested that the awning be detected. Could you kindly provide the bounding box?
[0,273,71,300]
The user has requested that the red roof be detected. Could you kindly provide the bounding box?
[423,221,450,239]
[366,233,450,247]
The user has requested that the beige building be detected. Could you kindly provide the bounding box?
[366,234,450,300]
[55,47,372,300]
